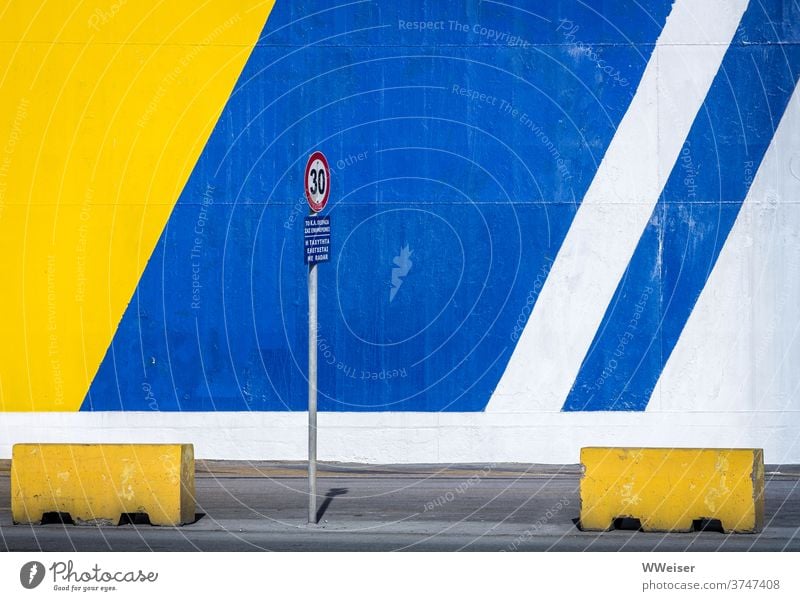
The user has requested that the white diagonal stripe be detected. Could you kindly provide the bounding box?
[488,0,749,412]
[656,82,800,416]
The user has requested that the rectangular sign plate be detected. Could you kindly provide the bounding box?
[304,214,331,264]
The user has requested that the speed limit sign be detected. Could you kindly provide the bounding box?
[304,151,330,213]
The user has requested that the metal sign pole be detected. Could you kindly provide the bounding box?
[308,258,318,524]
[303,150,329,526]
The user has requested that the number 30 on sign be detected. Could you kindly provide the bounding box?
[305,151,330,213]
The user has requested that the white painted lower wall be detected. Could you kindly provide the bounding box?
[1,410,798,464]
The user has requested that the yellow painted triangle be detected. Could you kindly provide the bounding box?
[0,1,276,411]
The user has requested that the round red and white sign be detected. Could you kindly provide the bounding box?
[304,151,330,213]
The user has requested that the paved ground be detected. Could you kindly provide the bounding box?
[1,461,798,551]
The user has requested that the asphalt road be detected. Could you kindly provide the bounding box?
[1,461,798,551]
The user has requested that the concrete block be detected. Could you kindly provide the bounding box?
[11,444,195,526]
[580,447,764,533]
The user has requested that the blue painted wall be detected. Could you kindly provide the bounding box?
[83,0,798,412]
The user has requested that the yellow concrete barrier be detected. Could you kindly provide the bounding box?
[580,447,764,533]
[11,444,195,526]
